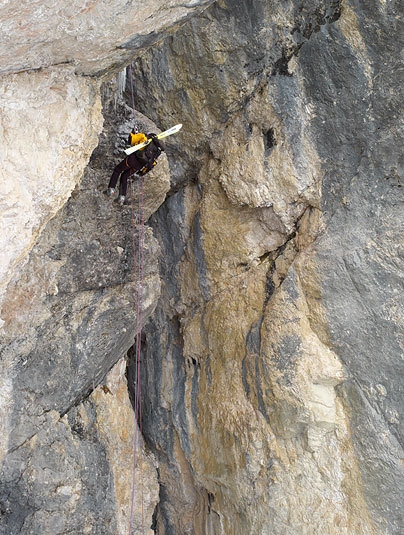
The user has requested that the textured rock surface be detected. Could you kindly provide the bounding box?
[0,0,215,75]
[129,0,404,533]
[0,84,165,533]
[0,0,214,324]
[1,0,403,534]
[0,68,102,321]
[92,358,159,535]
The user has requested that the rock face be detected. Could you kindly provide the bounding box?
[129,0,404,533]
[0,0,214,322]
[0,0,403,534]
[0,84,165,534]
[0,68,102,319]
[0,0,215,75]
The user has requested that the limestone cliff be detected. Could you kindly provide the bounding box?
[0,1,403,534]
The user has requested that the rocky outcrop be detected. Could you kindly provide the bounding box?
[0,0,215,323]
[0,0,215,75]
[0,0,403,534]
[0,2,214,533]
[0,68,102,321]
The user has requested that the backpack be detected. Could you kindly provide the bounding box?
[144,138,163,162]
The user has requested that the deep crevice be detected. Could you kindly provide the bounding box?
[263,127,276,156]
[272,49,295,76]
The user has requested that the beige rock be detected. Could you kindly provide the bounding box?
[170,132,380,531]
[92,359,159,535]
[211,80,322,231]
[0,67,102,325]
[256,259,379,534]
[1,0,401,532]
[0,0,215,75]
[198,167,287,290]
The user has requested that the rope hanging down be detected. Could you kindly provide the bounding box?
[128,64,138,131]
[128,62,145,535]
[128,174,146,535]
[123,62,182,534]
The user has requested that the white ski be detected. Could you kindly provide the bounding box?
[124,123,183,155]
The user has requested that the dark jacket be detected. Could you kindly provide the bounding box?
[137,137,165,173]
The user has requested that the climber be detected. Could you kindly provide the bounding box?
[106,131,165,205]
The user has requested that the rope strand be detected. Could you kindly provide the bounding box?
[137,174,146,534]
[128,64,138,131]
[127,64,146,534]
[128,173,146,535]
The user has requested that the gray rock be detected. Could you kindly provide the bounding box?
[0,88,163,533]
[1,0,403,533]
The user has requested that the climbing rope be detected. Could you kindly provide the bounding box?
[128,172,146,535]
[127,62,146,535]
[128,64,138,132]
